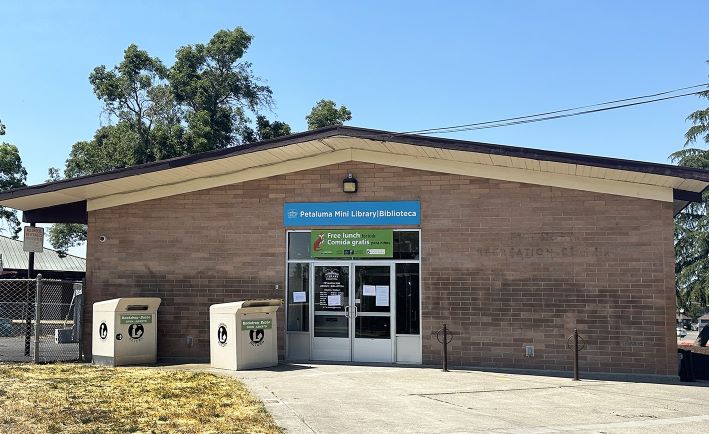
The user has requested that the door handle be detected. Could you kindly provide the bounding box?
[344,305,351,319]
[352,305,358,318]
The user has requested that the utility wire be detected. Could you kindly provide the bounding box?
[417,90,703,134]
[387,83,708,137]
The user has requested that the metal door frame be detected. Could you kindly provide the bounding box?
[310,262,352,361]
[285,229,422,364]
[309,261,396,362]
[350,261,395,363]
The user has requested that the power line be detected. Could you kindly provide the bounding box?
[418,90,703,134]
[387,83,708,137]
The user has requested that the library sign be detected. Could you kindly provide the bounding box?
[284,201,420,226]
[311,229,393,258]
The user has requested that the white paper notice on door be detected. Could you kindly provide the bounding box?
[363,285,376,296]
[293,291,306,303]
[327,294,342,307]
[375,286,389,306]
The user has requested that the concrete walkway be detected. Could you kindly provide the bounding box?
[172,363,709,433]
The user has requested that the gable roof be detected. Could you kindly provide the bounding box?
[0,235,85,272]
[0,126,707,219]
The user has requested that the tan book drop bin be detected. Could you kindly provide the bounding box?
[210,299,282,370]
[92,298,161,366]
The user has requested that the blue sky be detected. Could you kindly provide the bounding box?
[1,1,708,256]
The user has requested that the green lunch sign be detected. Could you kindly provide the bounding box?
[310,229,393,258]
[241,319,273,330]
[120,314,152,325]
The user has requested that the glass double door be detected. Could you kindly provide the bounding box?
[311,262,394,362]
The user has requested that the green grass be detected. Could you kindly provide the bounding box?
[0,363,282,434]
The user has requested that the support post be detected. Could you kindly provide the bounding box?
[442,323,449,372]
[24,223,37,356]
[33,274,42,363]
[76,280,85,360]
[573,328,579,381]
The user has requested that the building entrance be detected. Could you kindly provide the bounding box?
[285,230,421,364]
[311,262,394,362]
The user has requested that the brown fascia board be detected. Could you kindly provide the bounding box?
[22,201,87,224]
[1,125,709,202]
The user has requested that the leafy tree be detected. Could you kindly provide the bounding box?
[89,44,187,164]
[48,223,86,256]
[64,124,141,177]
[171,27,273,151]
[46,167,62,182]
[0,120,28,238]
[306,99,352,130]
[241,115,291,143]
[673,68,709,314]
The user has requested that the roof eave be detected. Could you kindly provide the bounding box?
[1,126,709,207]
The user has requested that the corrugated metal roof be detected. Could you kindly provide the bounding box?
[0,236,85,272]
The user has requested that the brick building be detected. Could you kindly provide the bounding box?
[1,126,708,376]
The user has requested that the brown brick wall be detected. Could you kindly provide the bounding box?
[84,161,676,375]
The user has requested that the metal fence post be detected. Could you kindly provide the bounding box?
[33,274,42,363]
[78,279,85,361]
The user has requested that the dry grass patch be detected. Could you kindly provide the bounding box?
[0,363,282,434]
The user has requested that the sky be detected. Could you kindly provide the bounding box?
[1,1,708,257]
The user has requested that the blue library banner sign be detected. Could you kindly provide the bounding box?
[284,201,420,227]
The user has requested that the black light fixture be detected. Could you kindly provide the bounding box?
[342,172,358,193]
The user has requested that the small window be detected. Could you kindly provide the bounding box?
[287,263,309,331]
[288,232,311,259]
[394,231,419,260]
[396,263,420,334]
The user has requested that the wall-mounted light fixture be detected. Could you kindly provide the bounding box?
[342,173,358,193]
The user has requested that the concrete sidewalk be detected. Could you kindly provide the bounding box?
[173,363,709,433]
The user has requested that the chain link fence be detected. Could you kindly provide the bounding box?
[0,276,83,363]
